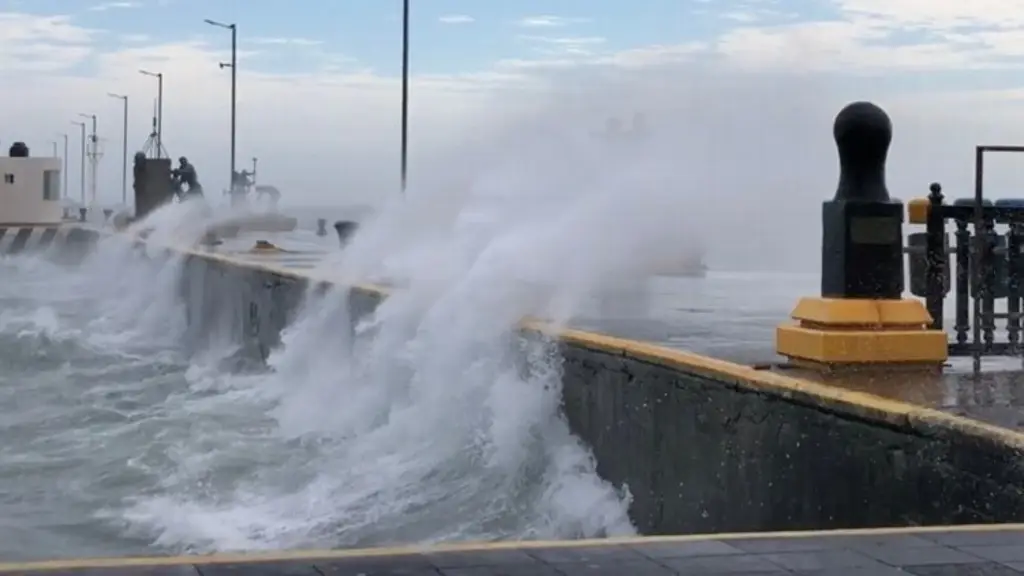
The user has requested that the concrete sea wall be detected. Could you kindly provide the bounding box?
[174,248,1024,536]
[0,224,101,262]
[558,334,1024,534]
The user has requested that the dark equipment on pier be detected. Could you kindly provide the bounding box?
[334,220,358,248]
[8,142,29,158]
[133,152,174,220]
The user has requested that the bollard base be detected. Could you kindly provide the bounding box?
[775,297,947,368]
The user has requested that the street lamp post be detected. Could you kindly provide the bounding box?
[139,70,163,158]
[400,0,409,194]
[57,133,68,199]
[78,113,98,207]
[109,93,129,205]
[71,121,86,205]
[205,18,237,202]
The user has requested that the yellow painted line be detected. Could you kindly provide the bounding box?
[4,524,1024,571]
[152,242,1024,450]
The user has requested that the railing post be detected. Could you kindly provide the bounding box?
[953,218,971,348]
[981,214,998,350]
[1007,210,1023,353]
[924,183,945,330]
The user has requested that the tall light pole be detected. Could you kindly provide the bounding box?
[78,113,98,207]
[57,133,68,199]
[400,0,410,194]
[204,18,237,202]
[109,93,129,205]
[71,121,86,205]
[139,70,163,158]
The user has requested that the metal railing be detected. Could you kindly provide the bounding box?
[907,145,1024,370]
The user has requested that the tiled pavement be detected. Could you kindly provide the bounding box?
[8,527,1024,575]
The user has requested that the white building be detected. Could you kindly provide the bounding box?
[0,144,62,225]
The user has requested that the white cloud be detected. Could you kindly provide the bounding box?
[596,42,707,68]
[250,37,323,47]
[515,16,588,28]
[720,12,760,23]
[438,14,474,25]
[521,36,606,46]
[88,1,139,11]
[711,0,1024,72]
[519,35,608,57]
[838,0,1024,30]
[0,12,97,71]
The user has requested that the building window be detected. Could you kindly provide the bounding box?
[42,170,60,200]
[3,174,12,184]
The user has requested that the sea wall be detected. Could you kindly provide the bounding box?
[176,248,1024,536]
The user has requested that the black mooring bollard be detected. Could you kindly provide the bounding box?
[103,208,113,222]
[821,101,903,299]
[78,207,87,222]
[316,218,327,237]
[334,220,358,248]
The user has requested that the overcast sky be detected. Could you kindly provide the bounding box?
[5,0,1024,269]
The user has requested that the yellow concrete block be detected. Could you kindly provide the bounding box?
[776,323,948,364]
[907,197,929,225]
[789,297,932,328]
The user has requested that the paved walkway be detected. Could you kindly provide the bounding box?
[5,525,1024,574]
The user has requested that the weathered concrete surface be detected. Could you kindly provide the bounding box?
[179,251,308,362]
[172,248,1024,537]
[558,336,1024,535]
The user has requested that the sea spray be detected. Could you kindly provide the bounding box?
[114,104,716,551]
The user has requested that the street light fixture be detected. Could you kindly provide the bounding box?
[139,69,163,158]
[205,18,238,203]
[71,121,86,205]
[108,93,129,206]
